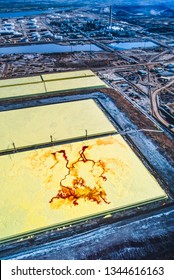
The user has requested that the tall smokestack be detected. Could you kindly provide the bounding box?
[109,6,112,28]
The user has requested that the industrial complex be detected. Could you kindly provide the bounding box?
[0,2,174,259]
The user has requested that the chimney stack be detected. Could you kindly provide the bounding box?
[109,6,112,28]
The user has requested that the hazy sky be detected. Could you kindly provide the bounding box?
[0,0,174,7]
[1,0,174,3]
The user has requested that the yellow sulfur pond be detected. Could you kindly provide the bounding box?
[0,135,167,242]
[0,99,116,151]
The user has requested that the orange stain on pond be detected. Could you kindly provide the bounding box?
[49,146,110,207]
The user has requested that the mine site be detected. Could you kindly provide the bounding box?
[0,0,174,260]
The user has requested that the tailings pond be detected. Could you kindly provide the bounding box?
[0,43,102,55]
[109,41,159,50]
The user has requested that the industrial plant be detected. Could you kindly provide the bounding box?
[0,1,174,260]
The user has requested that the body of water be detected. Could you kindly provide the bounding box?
[0,43,102,55]
[0,10,54,18]
[109,41,158,50]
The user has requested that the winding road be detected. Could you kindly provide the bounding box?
[150,78,174,132]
